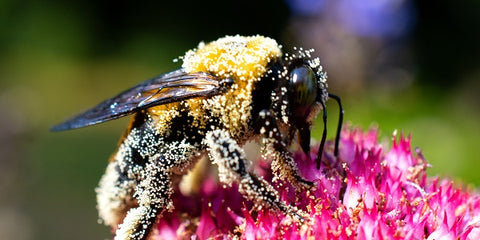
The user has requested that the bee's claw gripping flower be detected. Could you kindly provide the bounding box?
[149,126,480,239]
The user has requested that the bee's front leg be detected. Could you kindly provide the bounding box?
[256,109,313,188]
[204,129,304,220]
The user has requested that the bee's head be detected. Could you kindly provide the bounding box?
[283,50,342,168]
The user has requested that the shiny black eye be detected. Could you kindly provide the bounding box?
[290,65,317,112]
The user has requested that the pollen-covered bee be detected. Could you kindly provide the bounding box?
[52,35,343,240]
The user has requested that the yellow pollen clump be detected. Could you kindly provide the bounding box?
[182,35,282,136]
[182,35,281,81]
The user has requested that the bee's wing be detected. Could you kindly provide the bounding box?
[51,69,231,131]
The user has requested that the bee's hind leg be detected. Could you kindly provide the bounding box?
[114,140,198,240]
[114,157,173,240]
[204,129,304,220]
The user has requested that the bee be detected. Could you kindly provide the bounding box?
[52,35,343,240]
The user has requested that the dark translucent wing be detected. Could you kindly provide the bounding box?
[51,69,230,131]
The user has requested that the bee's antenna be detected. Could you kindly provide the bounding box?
[316,101,327,169]
[328,93,343,157]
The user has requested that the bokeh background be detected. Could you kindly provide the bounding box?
[1,0,479,239]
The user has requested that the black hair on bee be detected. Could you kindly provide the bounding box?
[52,35,343,240]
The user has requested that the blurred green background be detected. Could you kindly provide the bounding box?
[0,0,479,239]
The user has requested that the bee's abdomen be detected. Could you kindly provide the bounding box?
[113,113,162,177]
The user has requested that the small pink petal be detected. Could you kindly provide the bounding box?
[195,203,216,239]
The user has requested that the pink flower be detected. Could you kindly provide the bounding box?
[152,127,480,239]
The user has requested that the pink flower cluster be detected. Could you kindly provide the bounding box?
[153,127,480,239]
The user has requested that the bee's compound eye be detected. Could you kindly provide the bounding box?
[290,65,317,110]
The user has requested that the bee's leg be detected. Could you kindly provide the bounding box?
[205,129,304,220]
[114,140,197,240]
[114,157,172,240]
[96,114,161,231]
[256,110,313,188]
